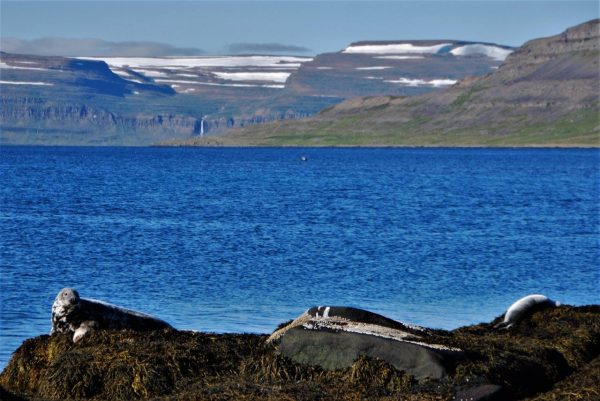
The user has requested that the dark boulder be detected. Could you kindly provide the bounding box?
[271,306,465,379]
[279,325,464,379]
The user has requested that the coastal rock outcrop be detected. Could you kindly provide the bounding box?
[268,306,465,379]
[1,305,599,401]
[1,35,510,146]
[205,19,599,147]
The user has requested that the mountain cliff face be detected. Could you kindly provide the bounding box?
[192,20,599,147]
[287,40,511,98]
[1,38,509,145]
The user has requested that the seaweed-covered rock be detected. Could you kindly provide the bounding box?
[270,306,465,379]
[0,305,598,401]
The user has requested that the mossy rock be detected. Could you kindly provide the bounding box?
[1,305,599,401]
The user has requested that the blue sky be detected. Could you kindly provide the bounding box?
[1,1,598,55]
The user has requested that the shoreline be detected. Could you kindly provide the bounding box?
[2,305,599,401]
[1,143,599,149]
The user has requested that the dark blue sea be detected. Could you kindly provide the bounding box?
[1,146,599,369]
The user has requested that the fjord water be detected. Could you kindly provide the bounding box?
[1,147,598,368]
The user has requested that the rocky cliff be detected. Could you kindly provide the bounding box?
[189,19,599,147]
[1,305,599,401]
[1,37,510,145]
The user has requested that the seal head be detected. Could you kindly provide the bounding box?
[51,288,81,335]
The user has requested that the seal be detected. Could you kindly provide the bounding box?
[494,294,560,329]
[51,287,173,342]
[267,306,464,379]
[267,306,426,343]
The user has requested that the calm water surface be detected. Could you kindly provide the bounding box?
[1,146,599,369]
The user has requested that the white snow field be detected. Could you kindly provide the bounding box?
[154,79,284,89]
[79,56,312,69]
[450,44,513,61]
[0,62,56,72]
[374,55,425,60]
[0,80,54,86]
[77,56,312,91]
[343,43,512,61]
[343,43,452,54]
[385,77,457,87]
[211,71,291,83]
[355,66,391,70]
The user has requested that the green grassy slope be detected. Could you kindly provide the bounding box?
[172,20,600,148]
[174,107,599,147]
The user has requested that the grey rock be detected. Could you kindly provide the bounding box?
[279,326,463,379]
[271,306,465,379]
[454,384,505,401]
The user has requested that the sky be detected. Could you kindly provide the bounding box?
[1,1,598,56]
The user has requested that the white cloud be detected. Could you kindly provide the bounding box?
[227,42,311,54]
[0,37,204,57]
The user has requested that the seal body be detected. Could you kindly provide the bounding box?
[494,294,560,329]
[267,306,426,343]
[51,288,173,342]
[267,306,464,379]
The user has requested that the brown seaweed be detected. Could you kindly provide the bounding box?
[1,305,598,401]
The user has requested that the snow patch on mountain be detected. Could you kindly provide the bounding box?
[356,66,391,70]
[79,56,312,69]
[385,77,457,87]
[374,55,425,60]
[343,43,452,54]
[450,44,513,61]
[0,62,55,72]
[0,80,53,86]
[76,55,311,88]
[155,78,284,89]
[138,70,169,77]
[211,72,291,83]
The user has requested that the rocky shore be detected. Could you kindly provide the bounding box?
[1,305,599,401]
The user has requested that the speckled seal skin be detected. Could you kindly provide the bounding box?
[51,288,173,342]
[495,294,561,329]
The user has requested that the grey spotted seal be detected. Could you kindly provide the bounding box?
[494,294,561,329]
[51,287,173,342]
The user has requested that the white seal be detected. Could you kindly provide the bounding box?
[494,294,560,329]
[51,288,173,342]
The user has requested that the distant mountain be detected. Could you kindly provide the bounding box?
[182,20,599,147]
[1,38,509,145]
[287,40,512,98]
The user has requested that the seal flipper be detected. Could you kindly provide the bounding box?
[493,320,512,330]
[73,320,98,343]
